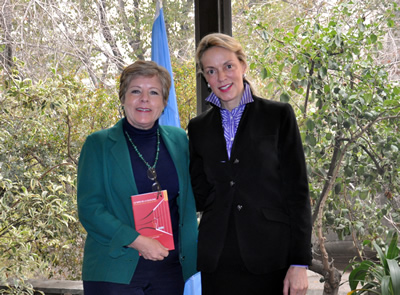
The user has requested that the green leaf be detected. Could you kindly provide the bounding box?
[373,241,388,270]
[344,166,353,177]
[343,121,351,129]
[306,134,317,146]
[319,67,327,78]
[358,22,365,32]
[335,34,341,47]
[388,259,400,295]
[291,64,299,76]
[381,275,391,295]
[261,67,268,79]
[280,92,290,103]
[306,119,315,131]
[325,133,332,140]
[386,231,399,259]
[261,30,269,41]
[360,190,369,200]
[299,66,306,77]
[266,82,274,93]
[334,183,342,194]
[348,260,374,290]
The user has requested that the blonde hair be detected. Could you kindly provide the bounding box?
[196,33,253,91]
[119,60,171,106]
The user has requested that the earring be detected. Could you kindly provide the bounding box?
[207,83,210,88]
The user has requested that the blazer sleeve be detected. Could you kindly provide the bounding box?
[187,120,213,212]
[77,133,139,258]
[279,103,312,265]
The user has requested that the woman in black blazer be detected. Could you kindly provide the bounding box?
[188,33,312,295]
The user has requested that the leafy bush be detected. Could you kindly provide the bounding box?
[0,70,119,283]
[348,230,400,295]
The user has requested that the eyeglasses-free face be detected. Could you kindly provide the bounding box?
[123,75,165,130]
[201,46,247,111]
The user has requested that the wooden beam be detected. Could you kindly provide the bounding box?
[1,279,83,295]
[194,0,232,115]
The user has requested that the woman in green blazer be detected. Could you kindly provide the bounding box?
[77,61,197,295]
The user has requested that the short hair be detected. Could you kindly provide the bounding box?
[195,33,248,74]
[119,60,171,106]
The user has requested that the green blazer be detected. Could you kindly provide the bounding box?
[77,119,198,284]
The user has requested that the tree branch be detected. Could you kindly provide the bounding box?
[98,0,124,71]
[39,162,75,180]
[312,135,344,224]
[304,59,315,118]
[66,115,78,166]
[359,142,384,175]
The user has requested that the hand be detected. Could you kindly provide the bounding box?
[283,266,308,295]
[127,235,169,261]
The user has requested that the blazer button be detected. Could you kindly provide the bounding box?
[230,181,235,187]
[237,205,243,211]
[234,158,239,164]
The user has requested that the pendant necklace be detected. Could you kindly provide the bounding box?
[124,128,161,191]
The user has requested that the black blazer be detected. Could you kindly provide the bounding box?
[188,95,312,274]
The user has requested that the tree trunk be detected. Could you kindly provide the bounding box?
[0,0,14,75]
[309,259,342,295]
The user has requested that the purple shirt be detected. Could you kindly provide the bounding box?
[206,83,253,159]
[206,84,309,269]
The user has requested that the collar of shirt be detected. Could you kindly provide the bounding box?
[205,83,253,108]
[205,83,253,159]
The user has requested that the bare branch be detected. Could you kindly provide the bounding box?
[98,0,124,71]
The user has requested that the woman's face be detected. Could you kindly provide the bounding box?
[201,46,246,111]
[123,75,165,130]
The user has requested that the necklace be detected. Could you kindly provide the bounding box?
[125,128,160,172]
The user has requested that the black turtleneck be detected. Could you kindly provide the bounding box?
[123,118,181,271]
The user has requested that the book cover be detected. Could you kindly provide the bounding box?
[131,190,175,250]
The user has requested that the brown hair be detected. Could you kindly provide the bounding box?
[119,60,171,106]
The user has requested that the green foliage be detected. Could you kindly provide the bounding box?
[0,278,43,295]
[347,230,400,295]
[245,0,400,248]
[0,0,197,286]
[0,69,120,282]
[172,60,197,129]
[1,1,399,292]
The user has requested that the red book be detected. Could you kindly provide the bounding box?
[131,190,174,250]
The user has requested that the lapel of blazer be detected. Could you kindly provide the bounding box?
[207,107,230,161]
[108,119,138,194]
[230,99,255,161]
[159,125,187,217]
